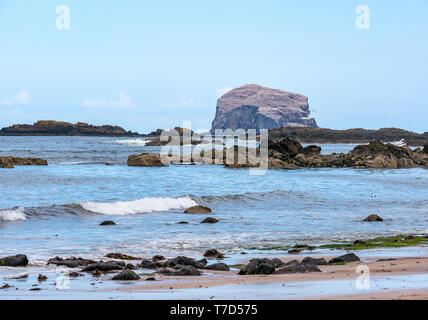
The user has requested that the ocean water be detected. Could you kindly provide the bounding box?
[0,136,427,263]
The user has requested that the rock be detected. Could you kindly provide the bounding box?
[205,263,230,271]
[165,256,207,269]
[178,221,189,224]
[184,206,212,214]
[38,274,47,282]
[100,220,116,226]
[83,261,125,272]
[301,257,328,266]
[47,257,96,268]
[283,260,300,267]
[271,258,286,268]
[112,269,141,281]
[158,265,202,276]
[0,156,47,166]
[201,217,219,224]
[211,84,318,132]
[269,137,303,158]
[275,263,321,274]
[423,144,428,154]
[152,255,166,262]
[301,145,322,156]
[1,284,12,290]
[329,253,361,264]
[105,253,140,260]
[92,269,101,277]
[68,272,83,277]
[363,214,383,222]
[127,153,165,167]
[146,277,156,281]
[0,120,140,137]
[140,259,164,269]
[0,164,14,168]
[238,259,276,275]
[354,240,367,245]
[0,254,29,267]
[288,249,302,254]
[203,249,224,260]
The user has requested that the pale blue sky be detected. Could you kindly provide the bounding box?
[0,0,427,133]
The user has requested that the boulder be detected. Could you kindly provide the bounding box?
[205,263,230,271]
[152,255,166,262]
[238,259,276,275]
[48,257,96,268]
[275,263,321,274]
[211,84,318,132]
[269,137,303,158]
[100,221,116,226]
[140,259,164,269]
[423,144,428,154]
[201,217,219,224]
[0,254,29,267]
[363,214,383,222]
[184,206,212,214]
[105,253,140,260]
[300,145,322,156]
[301,257,328,266]
[165,256,207,269]
[329,253,360,264]
[112,270,141,281]
[38,274,48,282]
[127,153,165,167]
[83,261,125,272]
[203,249,224,260]
[157,265,202,276]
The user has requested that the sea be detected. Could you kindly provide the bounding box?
[0,136,427,264]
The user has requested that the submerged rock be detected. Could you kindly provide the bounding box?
[38,274,47,282]
[238,259,276,275]
[0,254,29,267]
[184,206,212,214]
[100,221,116,226]
[152,255,166,262]
[329,253,360,264]
[157,265,202,276]
[363,214,384,222]
[112,269,141,281]
[203,249,225,260]
[301,257,328,266]
[83,261,125,272]
[201,217,219,224]
[0,156,47,166]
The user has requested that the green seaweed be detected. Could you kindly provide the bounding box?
[319,235,428,251]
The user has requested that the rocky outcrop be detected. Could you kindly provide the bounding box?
[269,126,428,146]
[0,156,47,166]
[48,257,96,268]
[0,254,29,267]
[127,153,165,167]
[211,84,318,132]
[0,120,140,136]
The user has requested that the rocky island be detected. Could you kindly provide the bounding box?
[211,84,318,132]
[0,120,141,137]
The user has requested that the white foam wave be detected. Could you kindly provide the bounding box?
[107,139,149,146]
[0,207,26,221]
[80,197,197,215]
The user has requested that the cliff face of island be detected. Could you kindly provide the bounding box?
[211,84,318,132]
[0,120,140,137]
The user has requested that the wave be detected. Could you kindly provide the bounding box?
[105,139,149,146]
[0,207,26,221]
[79,196,197,215]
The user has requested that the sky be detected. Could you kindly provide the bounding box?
[0,0,427,133]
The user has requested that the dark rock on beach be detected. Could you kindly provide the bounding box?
[364,214,384,222]
[127,153,165,167]
[184,206,212,214]
[83,261,125,272]
[0,156,47,166]
[48,257,96,268]
[238,259,276,275]
[0,254,29,267]
[301,257,328,266]
[203,249,224,260]
[0,120,140,137]
[205,263,230,271]
[105,253,140,260]
[329,253,361,264]
[152,255,166,262]
[112,269,141,281]
[165,256,207,269]
[100,221,116,226]
[158,265,202,276]
[275,263,321,274]
[140,259,165,269]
